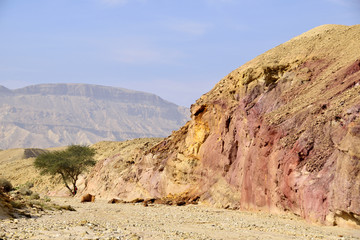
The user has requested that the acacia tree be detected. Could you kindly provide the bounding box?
[34,145,96,196]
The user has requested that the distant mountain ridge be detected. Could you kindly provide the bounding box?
[12,84,169,104]
[0,83,189,149]
[0,86,12,95]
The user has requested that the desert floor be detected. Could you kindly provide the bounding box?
[0,197,359,240]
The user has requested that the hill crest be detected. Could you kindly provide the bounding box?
[0,83,189,149]
[82,24,360,227]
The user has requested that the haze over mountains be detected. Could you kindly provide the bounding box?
[1,24,360,230]
[0,83,189,149]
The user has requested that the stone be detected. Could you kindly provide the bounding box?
[80,194,96,203]
[81,24,360,226]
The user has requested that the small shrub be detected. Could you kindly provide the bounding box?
[18,187,33,196]
[29,192,40,200]
[24,181,34,189]
[43,195,51,202]
[54,205,75,211]
[10,200,25,209]
[0,178,13,192]
[16,181,35,196]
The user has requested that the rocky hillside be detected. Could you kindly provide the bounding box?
[83,24,360,227]
[0,84,189,149]
[0,138,162,197]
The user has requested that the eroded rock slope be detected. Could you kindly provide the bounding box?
[84,25,360,227]
[0,84,189,149]
[0,139,163,198]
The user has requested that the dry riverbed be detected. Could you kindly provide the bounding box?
[0,197,359,240]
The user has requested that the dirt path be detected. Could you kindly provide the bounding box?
[0,197,359,240]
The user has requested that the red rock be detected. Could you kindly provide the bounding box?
[83,24,360,227]
[80,193,95,203]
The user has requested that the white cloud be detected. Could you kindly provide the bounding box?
[167,21,211,36]
[204,0,237,5]
[113,46,185,65]
[326,0,357,6]
[115,48,162,64]
[119,78,217,107]
[99,0,128,6]
[98,0,146,6]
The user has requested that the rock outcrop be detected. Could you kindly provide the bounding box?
[0,138,163,197]
[80,194,96,203]
[83,25,360,227]
[0,83,189,149]
[0,191,13,219]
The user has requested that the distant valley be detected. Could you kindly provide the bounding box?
[0,83,189,149]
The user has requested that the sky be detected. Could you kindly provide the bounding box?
[0,0,359,107]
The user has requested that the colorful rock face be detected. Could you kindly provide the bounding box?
[84,24,360,227]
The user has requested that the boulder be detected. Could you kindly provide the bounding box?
[80,194,95,203]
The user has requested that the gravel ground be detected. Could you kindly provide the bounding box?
[0,197,359,240]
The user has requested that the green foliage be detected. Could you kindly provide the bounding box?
[53,204,76,211]
[10,200,25,209]
[29,192,40,200]
[34,145,96,196]
[24,181,34,189]
[15,181,34,196]
[43,195,51,202]
[18,186,33,196]
[0,178,13,192]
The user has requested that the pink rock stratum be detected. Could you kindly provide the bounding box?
[84,24,360,227]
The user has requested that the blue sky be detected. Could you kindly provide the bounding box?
[0,0,359,107]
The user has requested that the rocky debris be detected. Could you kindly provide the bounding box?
[0,191,13,219]
[83,24,360,227]
[108,198,124,204]
[111,193,200,207]
[0,188,75,222]
[23,149,48,159]
[1,197,359,240]
[80,193,96,203]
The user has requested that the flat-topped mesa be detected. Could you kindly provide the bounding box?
[0,83,189,149]
[84,24,360,227]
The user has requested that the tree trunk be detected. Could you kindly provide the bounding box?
[60,172,73,196]
[72,181,77,196]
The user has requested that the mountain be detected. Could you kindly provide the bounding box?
[82,24,360,227]
[0,84,189,149]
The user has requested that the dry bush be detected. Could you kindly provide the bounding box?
[0,178,13,192]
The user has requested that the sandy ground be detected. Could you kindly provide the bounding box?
[0,197,359,240]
